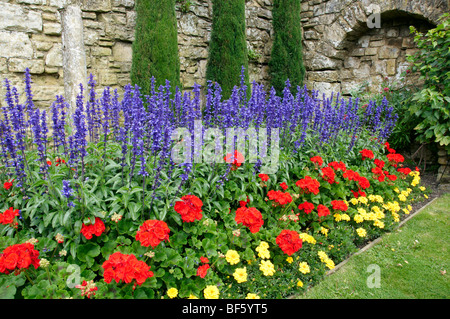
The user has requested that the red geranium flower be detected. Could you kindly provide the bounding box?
[0,207,20,225]
[280,182,288,190]
[174,195,203,222]
[102,252,153,285]
[321,166,337,184]
[235,206,264,233]
[310,156,324,167]
[343,169,360,181]
[374,159,385,169]
[387,153,404,166]
[135,220,170,248]
[360,149,374,160]
[239,195,250,207]
[200,256,209,264]
[295,176,320,195]
[258,173,269,182]
[276,230,303,256]
[331,200,348,212]
[267,190,293,206]
[0,243,40,274]
[298,201,315,214]
[3,179,14,190]
[196,264,210,278]
[387,174,397,181]
[224,150,245,170]
[80,217,105,240]
[317,204,330,218]
[327,161,346,172]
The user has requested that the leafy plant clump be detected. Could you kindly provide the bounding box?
[0,68,429,299]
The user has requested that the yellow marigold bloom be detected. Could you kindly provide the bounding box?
[341,213,350,221]
[372,206,381,213]
[354,214,364,223]
[233,267,248,283]
[246,293,260,299]
[258,241,269,250]
[255,246,270,259]
[188,294,199,299]
[375,211,385,219]
[204,285,220,299]
[225,250,240,265]
[286,257,293,264]
[392,212,400,222]
[358,196,368,205]
[298,261,310,274]
[357,207,367,215]
[356,228,367,237]
[299,233,316,244]
[424,194,428,199]
[317,250,328,262]
[167,288,178,299]
[419,186,426,191]
[297,280,304,287]
[374,219,384,229]
[407,205,412,211]
[398,194,407,202]
[350,198,359,205]
[320,227,329,237]
[325,258,335,270]
[394,187,400,193]
[365,212,376,221]
[334,213,342,222]
[259,260,276,276]
[402,208,410,215]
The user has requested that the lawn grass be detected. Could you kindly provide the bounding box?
[296,193,450,299]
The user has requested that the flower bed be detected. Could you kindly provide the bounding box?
[0,69,429,299]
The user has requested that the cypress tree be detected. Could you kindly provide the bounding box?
[131,0,181,94]
[269,0,305,95]
[206,0,249,99]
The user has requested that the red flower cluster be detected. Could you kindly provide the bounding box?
[135,220,170,248]
[174,195,203,222]
[239,195,250,207]
[0,243,40,274]
[310,156,323,167]
[317,204,330,218]
[384,142,397,154]
[80,217,105,240]
[3,179,13,190]
[360,149,374,161]
[224,150,245,170]
[351,189,366,198]
[102,252,153,285]
[55,157,66,167]
[235,206,264,233]
[374,159,385,169]
[276,230,303,256]
[343,169,370,190]
[397,167,412,178]
[196,257,210,278]
[298,201,315,214]
[267,190,293,206]
[75,280,98,299]
[258,174,269,182]
[279,182,288,190]
[295,176,320,195]
[321,166,337,184]
[0,207,20,226]
[331,200,348,212]
[387,153,405,167]
[327,161,346,172]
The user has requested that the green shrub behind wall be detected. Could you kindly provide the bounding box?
[269,0,305,95]
[131,0,181,94]
[206,0,249,99]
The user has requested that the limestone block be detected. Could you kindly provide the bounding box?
[0,31,34,59]
[17,0,46,4]
[81,0,112,12]
[111,0,135,8]
[307,53,337,70]
[307,70,339,82]
[112,42,132,62]
[91,46,112,57]
[378,46,399,59]
[44,22,62,35]
[364,47,378,56]
[386,59,396,75]
[353,63,370,78]
[8,58,44,74]
[350,48,365,56]
[357,36,370,48]
[313,81,340,95]
[344,56,360,69]
[0,3,42,33]
[45,43,63,67]
[0,58,7,73]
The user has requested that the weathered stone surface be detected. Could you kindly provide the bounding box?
[378,46,400,59]
[45,43,63,67]
[0,31,34,59]
[0,3,42,33]
[44,22,62,35]
[81,0,112,12]
[0,58,8,73]
[112,42,132,62]
[8,58,45,74]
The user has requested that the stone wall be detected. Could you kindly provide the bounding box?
[0,0,448,107]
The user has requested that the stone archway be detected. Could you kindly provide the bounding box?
[301,0,449,96]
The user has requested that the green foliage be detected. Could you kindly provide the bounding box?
[407,13,450,154]
[206,0,249,98]
[131,0,181,94]
[268,0,305,95]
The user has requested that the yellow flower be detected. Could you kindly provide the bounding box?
[357,208,367,215]
[371,206,381,213]
[374,219,385,229]
[233,267,248,283]
[286,257,293,264]
[334,213,342,222]
[225,250,240,265]
[375,211,385,219]
[298,261,310,274]
[203,285,220,299]
[394,187,400,193]
[325,258,335,270]
[398,194,407,202]
[341,213,350,221]
[299,233,316,244]
[419,186,426,191]
[358,196,368,205]
[188,294,198,299]
[356,228,367,237]
[256,242,270,259]
[392,212,400,222]
[350,198,359,205]
[167,288,178,299]
[259,260,275,276]
[354,214,364,223]
[297,280,304,287]
[317,250,328,262]
[424,194,428,199]
[245,293,260,299]
[320,227,328,237]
